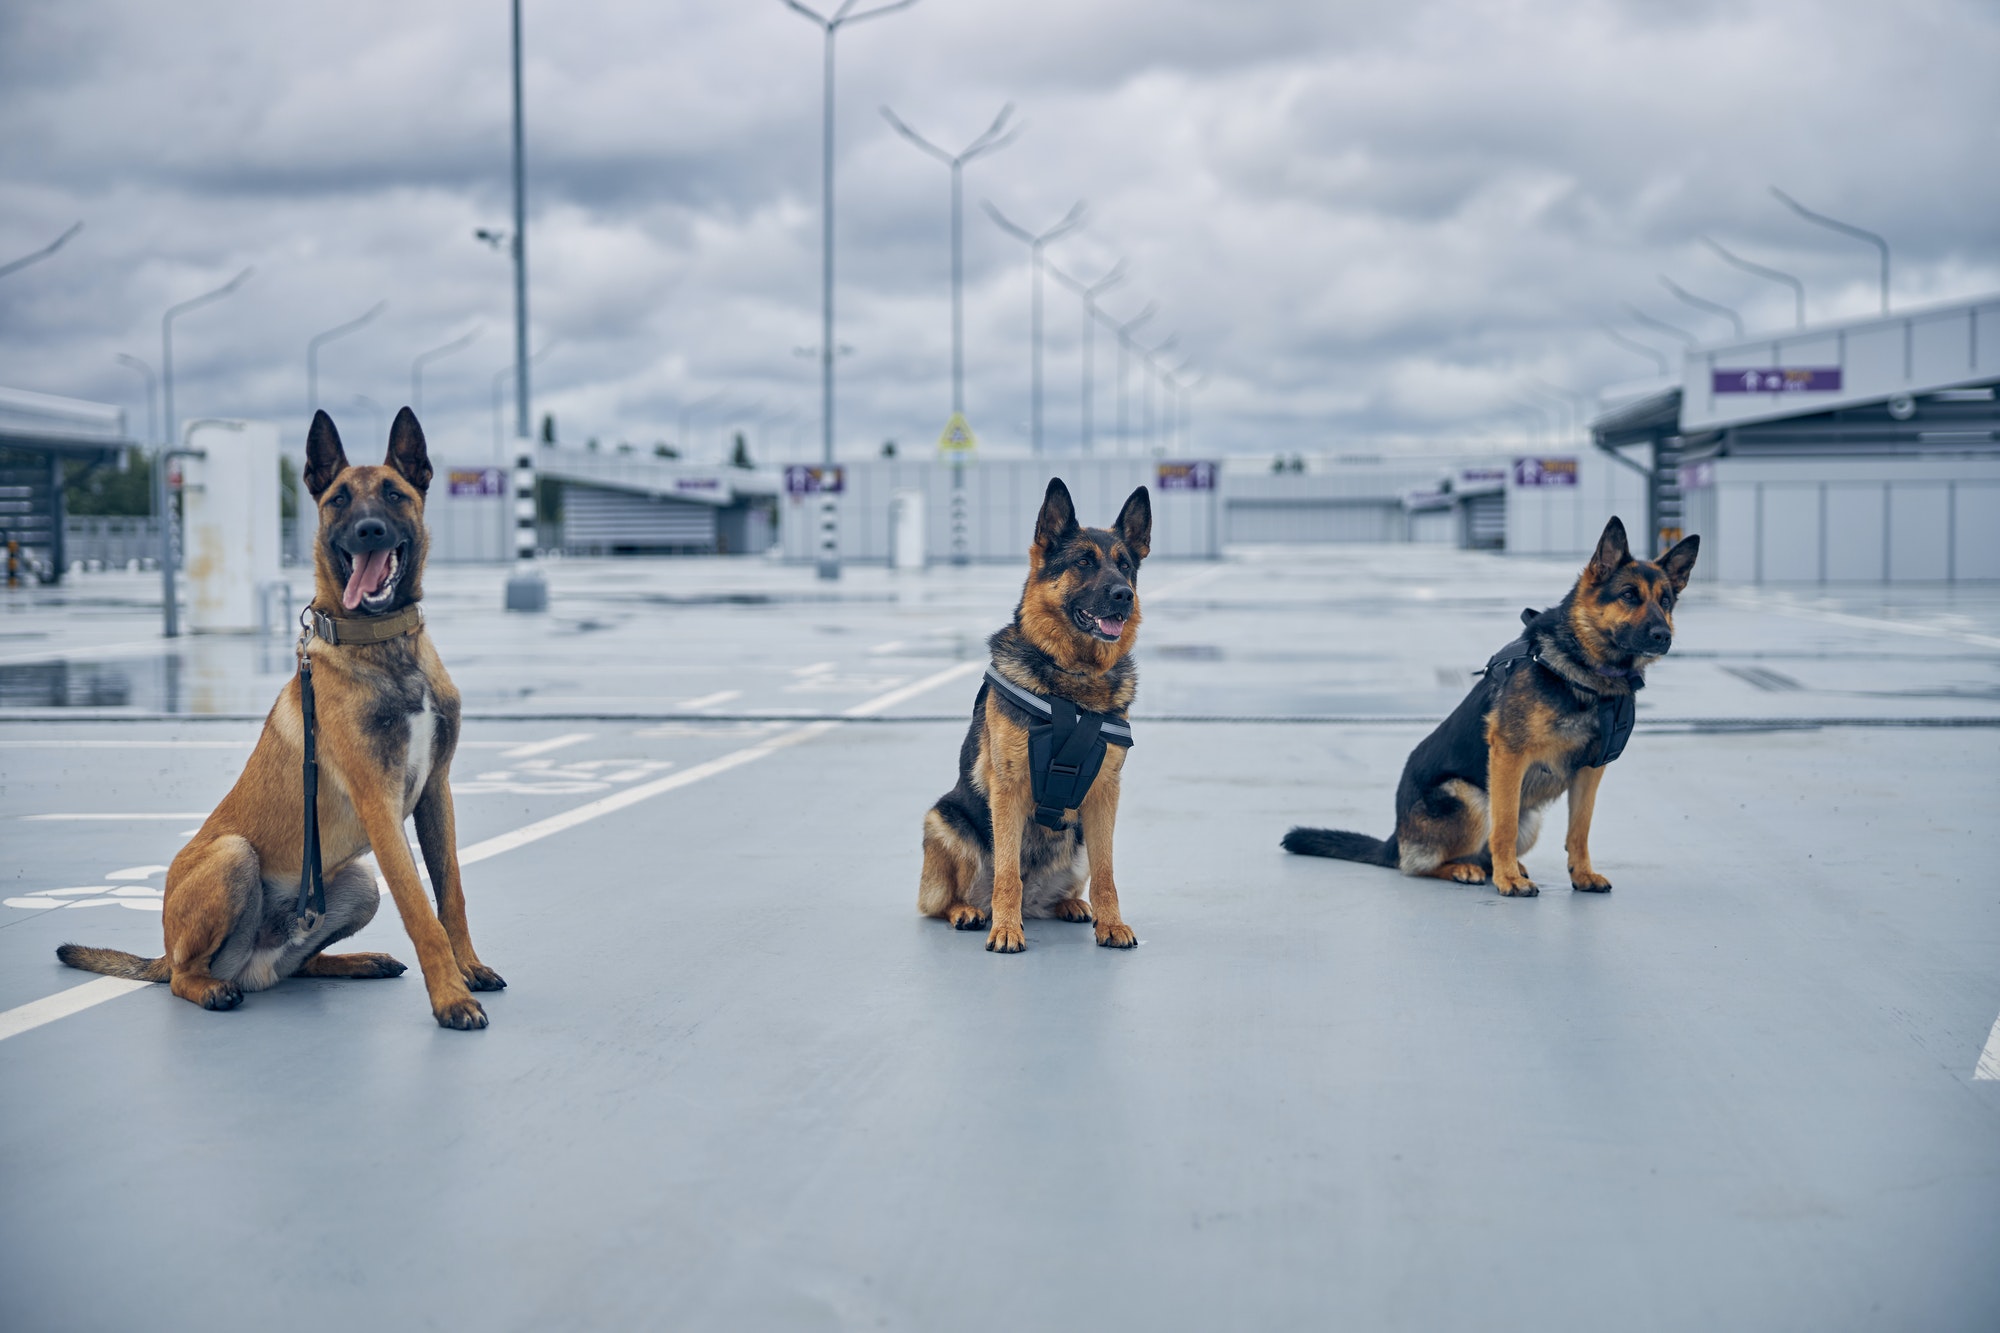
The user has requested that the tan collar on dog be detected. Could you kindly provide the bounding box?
[306,603,424,646]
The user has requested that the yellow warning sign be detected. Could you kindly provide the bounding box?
[937,413,978,456]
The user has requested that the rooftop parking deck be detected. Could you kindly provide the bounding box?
[3,547,1998,1330]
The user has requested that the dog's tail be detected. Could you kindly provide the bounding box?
[55,944,170,982]
[1280,827,1400,867]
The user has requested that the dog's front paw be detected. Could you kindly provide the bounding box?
[946,904,990,931]
[1570,870,1613,893]
[433,995,489,1030]
[1052,897,1093,923]
[462,962,506,991]
[1094,919,1138,949]
[1493,870,1539,897]
[985,922,1026,953]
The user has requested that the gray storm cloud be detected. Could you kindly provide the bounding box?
[1,0,1995,461]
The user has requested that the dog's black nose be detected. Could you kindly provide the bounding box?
[353,517,389,548]
[1109,584,1132,608]
[1647,625,1672,651]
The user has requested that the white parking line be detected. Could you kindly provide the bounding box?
[500,733,595,759]
[1976,1014,2000,1080]
[678,690,741,710]
[0,659,984,1043]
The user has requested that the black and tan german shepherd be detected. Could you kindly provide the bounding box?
[1283,516,1698,896]
[58,408,504,1028]
[919,478,1151,953]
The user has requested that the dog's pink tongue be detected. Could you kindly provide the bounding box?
[1097,615,1126,638]
[342,549,393,611]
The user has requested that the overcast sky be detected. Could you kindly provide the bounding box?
[2,0,1996,464]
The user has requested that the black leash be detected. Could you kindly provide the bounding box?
[295,621,326,936]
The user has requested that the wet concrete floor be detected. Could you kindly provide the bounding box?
[3,548,1997,1330]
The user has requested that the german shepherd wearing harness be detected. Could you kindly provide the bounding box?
[919,478,1151,953]
[1283,517,1698,895]
[57,408,504,1028]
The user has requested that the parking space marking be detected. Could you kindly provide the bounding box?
[0,978,151,1042]
[500,733,595,759]
[679,690,741,710]
[0,659,983,1043]
[1976,1014,2000,1081]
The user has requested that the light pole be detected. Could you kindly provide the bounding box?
[500,0,548,609]
[1136,332,1176,453]
[984,200,1086,455]
[1658,276,1743,339]
[1046,258,1126,454]
[412,325,481,418]
[1772,186,1889,315]
[1701,237,1806,329]
[159,267,252,638]
[880,103,1017,422]
[307,300,387,415]
[1599,325,1670,377]
[1106,302,1156,456]
[492,339,560,460]
[114,353,157,448]
[1622,304,1697,349]
[781,0,921,580]
[0,221,82,279]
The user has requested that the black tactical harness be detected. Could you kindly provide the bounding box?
[982,667,1134,830]
[1480,635,1640,768]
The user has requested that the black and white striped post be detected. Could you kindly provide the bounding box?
[503,437,546,610]
[815,490,839,579]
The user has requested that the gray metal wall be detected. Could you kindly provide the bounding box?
[562,484,718,553]
[780,458,1219,564]
[1693,456,2000,583]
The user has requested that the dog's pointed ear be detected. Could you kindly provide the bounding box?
[1586,516,1631,583]
[1659,533,1700,592]
[385,407,432,495]
[304,410,350,500]
[1116,485,1152,560]
[1521,606,1540,627]
[1033,477,1079,554]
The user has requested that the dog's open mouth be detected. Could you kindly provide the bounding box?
[338,544,405,612]
[1073,605,1127,642]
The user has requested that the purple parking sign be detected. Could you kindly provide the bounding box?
[1713,368,1841,394]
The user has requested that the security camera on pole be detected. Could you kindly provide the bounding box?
[501,0,546,611]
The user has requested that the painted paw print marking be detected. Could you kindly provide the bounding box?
[451,758,676,796]
[5,864,168,913]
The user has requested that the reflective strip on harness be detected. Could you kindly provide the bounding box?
[982,667,1134,830]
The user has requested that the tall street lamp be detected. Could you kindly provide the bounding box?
[1599,324,1669,378]
[1046,258,1125,454]
[880,103,1016,423]
[984,199,1086,455]
[780,0,921,580]
[1658,276,1743,340]
[1772,186,1889,315]
[114,353,157,448]
[0,222,83,280]
[1701,236,1806,329]
[1621,304,1697,349]
[504,0,547,610]
[159,266,253,637]
[1136,331,1176,453]
[307,300,387,416]
[1105,302,1156,456]
[412,325,482,418]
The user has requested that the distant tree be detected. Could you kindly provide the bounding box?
[880,439,897,459]
[60,447,153,517]
[586,436,600,452]
[654,442,680,460]
[616,441,634,455]
[540,413,557,444]
[731,431,753,469]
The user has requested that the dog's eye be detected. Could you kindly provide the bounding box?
[1660,590,1674,610]
[384,489,404,505]
[330,489,350,510]
[1621,588,1641,605]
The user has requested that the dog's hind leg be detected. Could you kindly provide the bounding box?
[1398,780,1491,885]
[294,863,406,979]
[163,835,263,1011]
[920,809,989,931]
